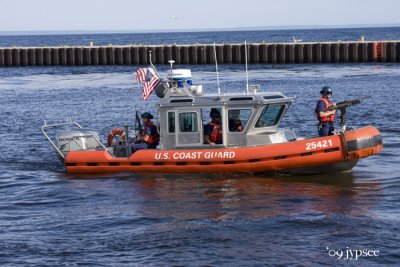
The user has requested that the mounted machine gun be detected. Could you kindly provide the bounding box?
[326,97,369,132]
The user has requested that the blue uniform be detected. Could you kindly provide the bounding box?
[131,123,159,153]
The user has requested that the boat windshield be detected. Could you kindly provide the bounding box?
[59,135,104,153]
[255,104,286,128]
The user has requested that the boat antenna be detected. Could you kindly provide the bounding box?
[148,50,160,78]
[213,42,221,95]
[245,40,249,94]
[168,59,175,80]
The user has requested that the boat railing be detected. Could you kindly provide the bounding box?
[41,118,107,160]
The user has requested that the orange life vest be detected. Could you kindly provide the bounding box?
[232,121,244,132]
[208,122,222,142]
[318,98,335,123]
[144,121,160,146]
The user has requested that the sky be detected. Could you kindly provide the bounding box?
[0,0,399,32]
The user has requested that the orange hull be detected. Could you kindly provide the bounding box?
[65,126,382,174]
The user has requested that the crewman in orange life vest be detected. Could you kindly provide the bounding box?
[131,112,160,153]
[228,109,244,132]
[315,86,336,137]
[204,109,223,146]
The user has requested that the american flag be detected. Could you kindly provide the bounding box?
[143,75,160,100]
[135,68,147,84]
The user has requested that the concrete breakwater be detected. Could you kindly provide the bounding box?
[0,41,399,66]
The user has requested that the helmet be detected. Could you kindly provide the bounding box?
[320,86,333,95]
[141,112,153,119]
[210,109,221,118]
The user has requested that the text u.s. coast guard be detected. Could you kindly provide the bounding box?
[155,151,236,160]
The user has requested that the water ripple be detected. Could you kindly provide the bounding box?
[0,58,399,265]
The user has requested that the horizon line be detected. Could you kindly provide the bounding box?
[1,23,400,36]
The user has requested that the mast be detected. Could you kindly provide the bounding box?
[214,42,221,95]
[168,60,175,80]
[245,41,249,94]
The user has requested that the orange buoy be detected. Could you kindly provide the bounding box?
[107,128,126,146]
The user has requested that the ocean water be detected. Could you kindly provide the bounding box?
[1,27,400,47]
[0,29,400,266]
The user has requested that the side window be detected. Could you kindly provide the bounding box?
[228,109,252,132]
[168,112,175,133]
[255,105,285,128]
[179,112,198,132]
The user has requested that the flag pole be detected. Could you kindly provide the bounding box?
[148,50,160,78]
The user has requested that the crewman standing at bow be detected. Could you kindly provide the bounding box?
[315,86,336,137]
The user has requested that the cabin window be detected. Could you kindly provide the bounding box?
[228,109,252,132]
[168,112,175,133]
[255,105,285,128]
[179,112,198,132]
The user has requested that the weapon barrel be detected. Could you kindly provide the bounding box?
[136,113,143,131]
[326,99,362,111]
[336,99,361,106]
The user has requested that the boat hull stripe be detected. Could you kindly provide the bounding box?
[346,134,382,152]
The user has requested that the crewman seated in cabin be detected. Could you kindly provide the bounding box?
[228,110,244,132]
[204,109,223,146]
[131,112,160,153]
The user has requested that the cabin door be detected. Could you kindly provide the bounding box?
[176,109,202,146]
